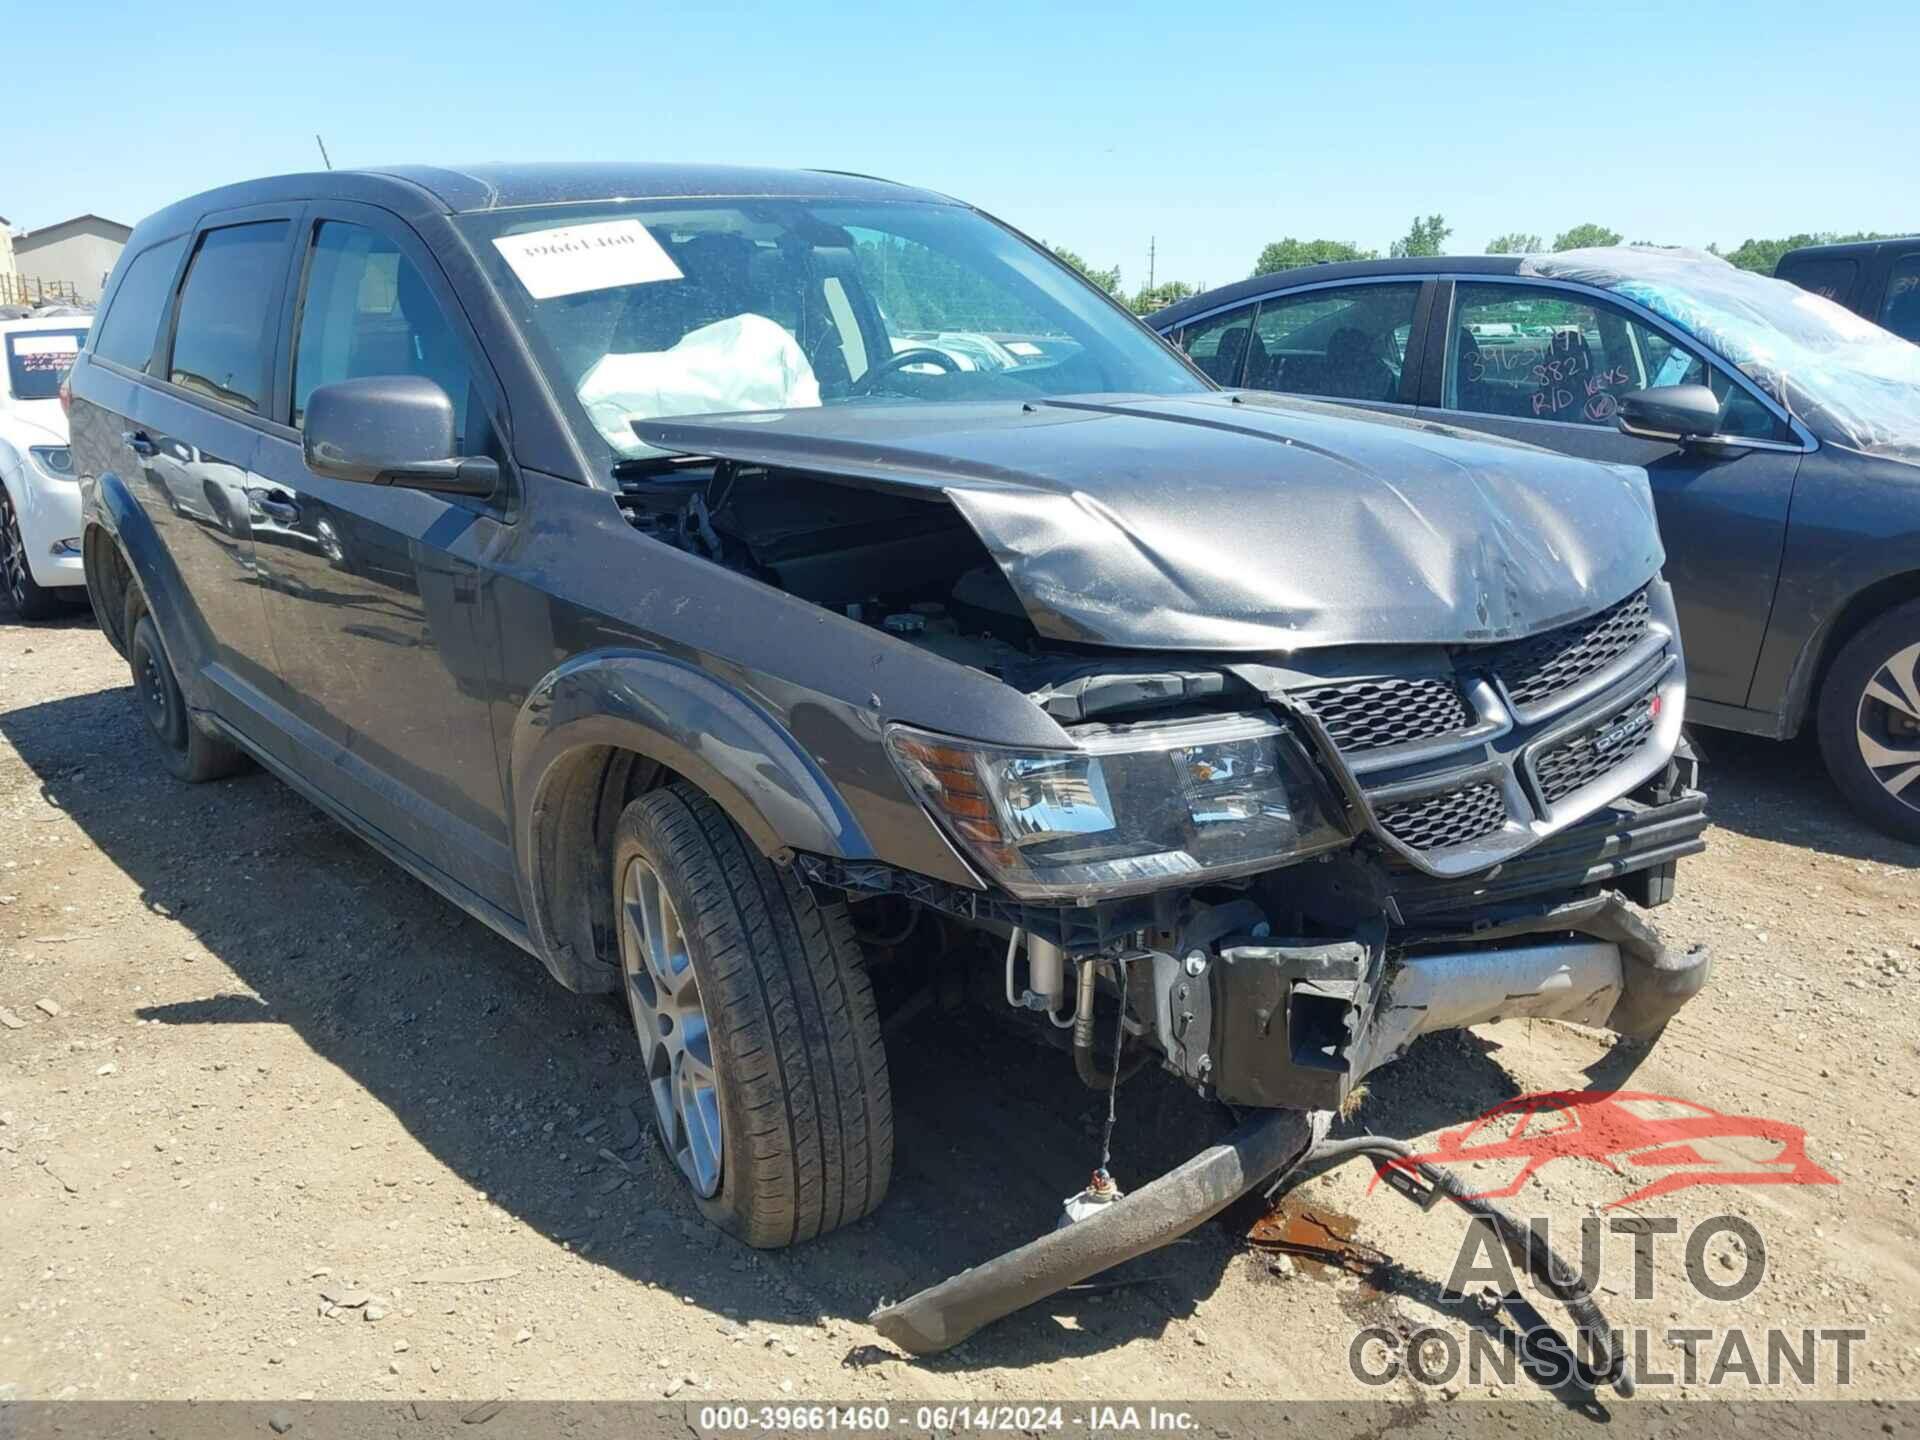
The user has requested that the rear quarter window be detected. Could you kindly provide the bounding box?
[92,236,188,371]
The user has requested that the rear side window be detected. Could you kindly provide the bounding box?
[1176,303,1258,385]
[91,236,187,372]
[1776,255,1858,305]
[6,329,87,400]
[168,221,291,415]
[1880,254,1920,344]
[290,221,475,447]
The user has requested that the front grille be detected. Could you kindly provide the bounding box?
[1488,589,1652,709]
[1534,694,1658,805]
[1294,676,1473,754]
[1376,784,1508,850]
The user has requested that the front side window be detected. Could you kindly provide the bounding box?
[6,329,88,400]
[168,222,290,415]
[92,235,187,372]
[1445,282,1783,440]
[1250,283,1421,402]
[1880,254,1920,344]
[292,221,475,448]
[1177,303,1257,386]
[457,200,1206,459]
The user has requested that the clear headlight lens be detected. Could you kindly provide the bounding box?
[887,713,1347,900]
[27,445,74,480]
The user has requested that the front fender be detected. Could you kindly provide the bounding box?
[512,647,873,868]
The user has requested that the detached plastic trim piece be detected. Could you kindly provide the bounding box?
[869,1107,1318,1354]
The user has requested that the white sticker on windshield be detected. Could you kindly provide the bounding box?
[13,334,81,356]
[492,220,683,300]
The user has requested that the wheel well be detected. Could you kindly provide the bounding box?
[527,744,671,993]
[1796,570,1920,736]
[85,526,137,656]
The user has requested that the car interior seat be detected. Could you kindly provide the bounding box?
[1323,326,1394,401]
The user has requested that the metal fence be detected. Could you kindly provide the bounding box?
[0,273,83,307]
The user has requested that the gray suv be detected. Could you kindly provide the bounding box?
[67,164,1707,1334]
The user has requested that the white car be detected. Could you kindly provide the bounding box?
[0,315,90,619]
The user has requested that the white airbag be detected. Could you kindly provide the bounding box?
[577,313,821,453]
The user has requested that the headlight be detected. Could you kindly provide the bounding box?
[27,446,74,480]
[886,713,1347,900]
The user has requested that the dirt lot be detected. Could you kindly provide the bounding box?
[3,604,1918,1411]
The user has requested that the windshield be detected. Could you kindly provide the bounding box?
[6,328,87,401]
[1522,248,1920,459]
[457,200,1205,459]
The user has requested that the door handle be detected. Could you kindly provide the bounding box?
[122,430,156,458]
[247,486,300,525]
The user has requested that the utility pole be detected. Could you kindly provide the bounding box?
[1147,236,1156,293]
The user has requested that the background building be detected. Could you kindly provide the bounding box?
[12,214,131,304]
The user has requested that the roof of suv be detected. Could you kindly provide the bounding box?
[131,163,958,240]
[1777,235,1920,262]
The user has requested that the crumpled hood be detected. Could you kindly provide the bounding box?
[635,392,1663,652]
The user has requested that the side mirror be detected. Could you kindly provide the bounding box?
[303,376,498,497]
[1615,384,1723,443]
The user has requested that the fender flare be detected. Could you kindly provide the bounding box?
[85,468,209,690]
[509,649,874,990]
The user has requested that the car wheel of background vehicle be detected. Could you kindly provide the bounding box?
[612,781,892,1247]
[0,482,64,621]
[1817,599,1920,844]
[126,611,249,783]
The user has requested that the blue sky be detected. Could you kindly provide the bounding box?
[13,0,1915,289]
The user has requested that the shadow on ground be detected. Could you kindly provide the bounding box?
[1695,727,1918,865]
[0,682,1253,1371]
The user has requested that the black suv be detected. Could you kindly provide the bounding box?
[68,165,1707,1333]
[1776,236,1920,344]
[1153,249,1920,843]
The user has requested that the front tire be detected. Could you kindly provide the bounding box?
[0,482,63,621]
[1817,599,1920,844]
[127,611,248,783]
[613,782,892,1246]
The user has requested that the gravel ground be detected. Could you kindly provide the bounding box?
[2,604,1917,1411]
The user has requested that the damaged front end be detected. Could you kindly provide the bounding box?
[616,401,1709,1351]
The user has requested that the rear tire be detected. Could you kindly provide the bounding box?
[0,481,62,622]
[1817,599,1920,844]
[612,782,892,1246]
[127,611,248,783]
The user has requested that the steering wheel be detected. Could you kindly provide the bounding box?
[848,346,963,395]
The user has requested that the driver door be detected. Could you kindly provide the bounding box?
[1418,279,1805,710]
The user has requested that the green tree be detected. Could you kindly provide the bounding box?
[1718,231,1895,274]
[1048,243,1122,295]
[1552,223,1624,252]
[1485,232,1542,255]
[1130,280,1195,316]
[1389,214,1452,259]
[1250,238,1375,276]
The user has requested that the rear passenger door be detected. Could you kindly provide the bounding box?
[248,205,518,911]
[1418,278,1804,710]
[134,210,297,734]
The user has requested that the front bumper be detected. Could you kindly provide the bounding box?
[8,463,85,590]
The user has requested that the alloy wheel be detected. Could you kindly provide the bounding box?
[618,856,724,1197]
[1856,640,1920,813]
[0,491,27,611]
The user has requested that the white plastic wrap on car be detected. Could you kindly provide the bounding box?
[578,313,822,454]
[1520,247,1920,463]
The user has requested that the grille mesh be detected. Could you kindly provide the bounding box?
[1534,694,1658,805]
[1294,676,1473,754]
[1376,784,1508,850]
[1489,589,1652,709]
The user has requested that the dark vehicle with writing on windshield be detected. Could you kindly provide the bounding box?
[1776,235,1920,345]
[68,165,1708,1351]
[1153,249,1920,844]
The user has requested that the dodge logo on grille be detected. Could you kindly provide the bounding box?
[1592,695,1660,757]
